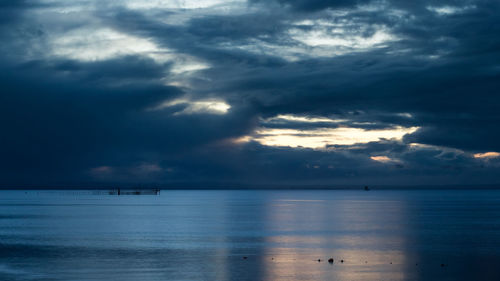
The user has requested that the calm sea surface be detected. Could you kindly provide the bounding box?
[1,189,500,281]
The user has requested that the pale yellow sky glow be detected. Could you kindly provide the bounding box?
[239,126,418,149]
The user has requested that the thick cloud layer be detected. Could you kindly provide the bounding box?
[0,0,499,187]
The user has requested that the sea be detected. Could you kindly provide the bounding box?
[1,189,500,281]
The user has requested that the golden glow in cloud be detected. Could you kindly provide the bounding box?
[473,152,500,159]
[370,155,397,163]
[239,126,418,149]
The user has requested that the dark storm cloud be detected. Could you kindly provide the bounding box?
[253,0,478,13]
[187,14,286,42]
[0,0,499,187]
[250,0,370,12]
[0,0,33,24]
[0,57,256,186]
[50,56,168,81]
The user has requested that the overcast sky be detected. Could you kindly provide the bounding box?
[1,0,499,187]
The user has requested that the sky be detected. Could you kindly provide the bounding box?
[1,0,499,188]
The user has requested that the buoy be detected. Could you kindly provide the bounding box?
[328,258,334,263]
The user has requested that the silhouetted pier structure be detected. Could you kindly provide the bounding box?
[108,188,160,195]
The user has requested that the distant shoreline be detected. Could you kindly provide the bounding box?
[1,184,500,190]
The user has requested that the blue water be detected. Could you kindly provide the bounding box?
[1,189,500,281]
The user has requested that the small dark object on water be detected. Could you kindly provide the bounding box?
[328,258,334,263]
[243,257,247,260]
[364,186,370,191]
[441,263,446,267]
[340,260,344,263]
[365,261,368,263]
[317,259,321,262]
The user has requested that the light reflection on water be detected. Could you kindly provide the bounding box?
[261,196,411,281]
[1,190,500,281]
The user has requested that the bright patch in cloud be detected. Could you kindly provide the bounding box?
[284,22,398,59]
[152,98,230,115]
[124,0,245,10]
[408,143,466,160]
[397,113,413,118]
[267,114,346,124]
[49,27,209,76]
[240,126,418,149]
[90,166,113,174]
[51,28,162,62]
[371,155,400,163]
[226,15,399,61]
[237,114,419,148]
[290,25,395,49]
[427,5,476,15]
[473,152,500,159]
[170,59,210,74]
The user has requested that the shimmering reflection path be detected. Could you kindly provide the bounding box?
[1,190,500,281]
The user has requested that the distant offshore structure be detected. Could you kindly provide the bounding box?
[364,186,370,191]
[108,188,160,195]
